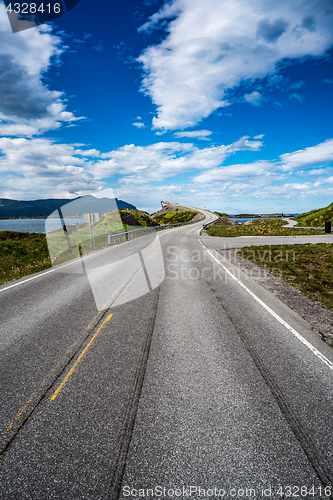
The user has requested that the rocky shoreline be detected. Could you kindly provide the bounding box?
[218,248,333,347]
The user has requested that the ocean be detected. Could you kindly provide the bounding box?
[0,215,299,233]
[0,218,84,234]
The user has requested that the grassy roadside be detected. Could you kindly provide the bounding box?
[0,209,197,285]
[0,231,51,285]
[295,202,333,227]
[0,210,124,284]
[153,210,198,224]
[119,209,158,228]
[238,243,333,311]
[207,218,323,237]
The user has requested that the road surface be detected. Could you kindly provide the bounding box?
[0,210,332,499]
[201,232,333,249]
[281,218,298,228]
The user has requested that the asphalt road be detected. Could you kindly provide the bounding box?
[201,233,333,249]
[0,211,333,500]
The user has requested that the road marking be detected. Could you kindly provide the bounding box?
[0,224,198,447]
[51,314,113,401]
[207,247,333,371]
[0,224,187,295]
[0,277,130,455]
[0,305,105,454]
[50,235,169,399]
[0,250,100,294]
[0,260,77,293]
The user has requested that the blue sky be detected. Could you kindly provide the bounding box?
[0,0,333,214]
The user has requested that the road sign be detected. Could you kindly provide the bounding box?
[93,213,99,223]
[83,213,90,223]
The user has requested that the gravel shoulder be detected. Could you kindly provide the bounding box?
[218,248,333,347]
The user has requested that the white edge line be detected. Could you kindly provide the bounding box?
[202,241,333,371]
[0,237,118,294]
[0,258,84,293]
[0,220,201,294]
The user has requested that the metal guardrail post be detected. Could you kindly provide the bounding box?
[106,214,206,246]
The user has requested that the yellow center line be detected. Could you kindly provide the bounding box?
[51,313,113,401]
[51,241,165,399]
[0,306,105,449]
[1,237,169,446]
[1,287,126,449]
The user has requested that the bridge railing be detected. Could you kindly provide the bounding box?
[106,215,205,246]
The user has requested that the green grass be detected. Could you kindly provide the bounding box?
[0,231,51,285]
[296,202,333,227]
[206,218,323,237]
[153,210,198,224]
[46,209,124,265]
[119,209,158,227]
[239,243,333,311]
[214,211,230,217]
[0,209,157,284]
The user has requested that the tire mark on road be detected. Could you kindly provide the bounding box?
[107,287,161,500]
[0,306,111,457]
[208,282,333,496]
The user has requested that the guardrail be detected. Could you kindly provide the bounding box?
[106,215,205,246]
[202,220,218,230]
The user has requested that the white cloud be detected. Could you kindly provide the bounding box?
[115,175,333,213]
[109,136,333,210]
[322,78,333,84]
[195,161,273,184]
[0,3,84,136]
[256,17,289,43]
[174,130,212,140]
[138,0,333,130]
[244,91,266,107]
[95,142,229,182]
[1,134,333,210]
[289,80,305,89]
[0,123,41,136]
[0,135,263,198]
[93,135,263,182]
[254,134,264,139]
[192,138,333,186]
[289,92,305,103]
[0,9,62,75]
[132,122,145,128]
[92,40,103,51]
[0,137,99,199]
[279,138,333,170]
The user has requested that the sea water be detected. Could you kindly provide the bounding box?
[0,218,84,234]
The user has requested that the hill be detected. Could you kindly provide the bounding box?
[296,202,333,227]
[0,196,137,218]
[153,210,198,225]
[119,209,158,228]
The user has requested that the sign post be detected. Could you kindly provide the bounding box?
[83,213,99,248]
[92,213,99,248]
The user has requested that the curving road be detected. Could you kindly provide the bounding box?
[0,209,332,499]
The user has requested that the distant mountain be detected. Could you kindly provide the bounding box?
[0,196,138,218]
[115,199,137,211]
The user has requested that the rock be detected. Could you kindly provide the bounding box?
[120,212,139,226]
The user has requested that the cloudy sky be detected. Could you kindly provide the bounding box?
[0,0,333,213]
